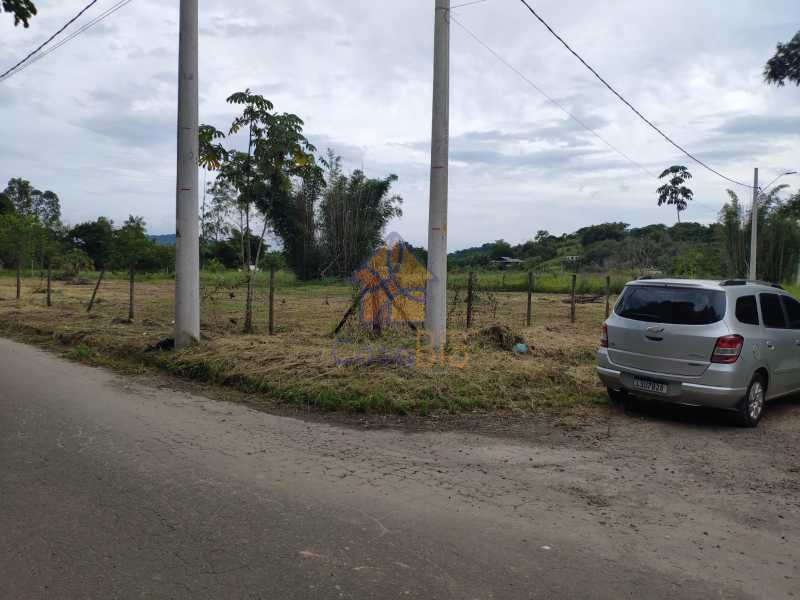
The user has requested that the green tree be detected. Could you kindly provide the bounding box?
[70,217,114,270]
[2,0,36,27]
[316,152,402,278]
[657,166,694,223]
[0,213,38,299]
[200,90,317,332]
[0,192,13,215]
[764,31,800,87]
[112,216,154,321]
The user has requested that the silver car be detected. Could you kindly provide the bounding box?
[597,278,800,426]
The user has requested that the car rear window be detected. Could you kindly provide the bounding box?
[615,285,726,325]
[735,295,759,325]
[760,294,787,328]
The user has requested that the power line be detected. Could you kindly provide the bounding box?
[1,0,134,83]
[516,0,753,189]
[0,0,100,80]
[450,14,657,179]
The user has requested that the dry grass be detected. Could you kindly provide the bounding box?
[0,273,610,414]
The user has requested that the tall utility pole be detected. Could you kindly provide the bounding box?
[425,0,450,351]
[174,0,200,348]
[748,168,759,281]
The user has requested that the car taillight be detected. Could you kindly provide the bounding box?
[600,324,609,348]
[711,335,743,364]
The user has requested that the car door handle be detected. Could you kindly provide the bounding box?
[766,341,776,350]
[795,339,800,347]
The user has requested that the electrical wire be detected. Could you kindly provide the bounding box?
[451,14,657,179]
[516,0,753,189]
[0,0,100,80]
[0,0,134,83]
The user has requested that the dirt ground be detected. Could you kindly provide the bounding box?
[3,335,798,598]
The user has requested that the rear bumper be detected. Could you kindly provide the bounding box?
[596,351,747,410]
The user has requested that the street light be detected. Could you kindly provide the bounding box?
[762,170,798,193]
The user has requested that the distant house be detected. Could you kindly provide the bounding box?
[490,256,524,269]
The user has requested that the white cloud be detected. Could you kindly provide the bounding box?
[0,0,798,251]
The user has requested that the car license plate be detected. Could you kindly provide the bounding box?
[632,377,668,394]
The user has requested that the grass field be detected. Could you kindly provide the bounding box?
[0,272,609,415]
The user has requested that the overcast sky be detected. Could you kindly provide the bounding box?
[1,0,798,250]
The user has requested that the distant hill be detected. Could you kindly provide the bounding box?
[150,234,176,246]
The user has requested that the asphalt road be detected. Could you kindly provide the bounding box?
[1,337,795,599]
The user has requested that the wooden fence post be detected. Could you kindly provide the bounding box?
[268,265,275,336]
[87,268,105,313]
[46,259,52,307]
[466,271,474,330]
[128,265,135,321]
[605,275,611,318]
[526,271,533,327]
[570,273,577,323]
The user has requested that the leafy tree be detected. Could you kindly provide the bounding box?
[316,153,402,278]
[657,166,694,223]
[2,0,36,27]
[764,31,800,87]
[199,89,318,332]
[719,187,800,281]
[1,178,61,227]
[112,216,153,321]
[70,217,114,270]
[578,222,628,246]
[0,213,38,299]
[488,239,513,260]
[55,248,93,278]
[0,192,13,215]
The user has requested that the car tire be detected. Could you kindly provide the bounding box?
[607,386,628,405]
[736,375,766,428]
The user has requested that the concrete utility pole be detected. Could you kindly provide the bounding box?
[749,168,759,281]
[174,0,200,349]
[425,0,450,351]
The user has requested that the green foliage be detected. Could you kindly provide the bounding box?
[577,222,628,246]
[764,31,800,87]
[657,166,693,222]
[111,216,154,271]
[2,0,36,27]
[719,187,800,282]
[0,192,13,215]
[314,152,403,278]
[70,217,114,269]
[1,178,61,228]
[54,248,93,278]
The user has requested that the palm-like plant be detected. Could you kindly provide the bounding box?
[657,165,694,223]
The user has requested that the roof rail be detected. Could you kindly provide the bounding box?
[720,279,785,289]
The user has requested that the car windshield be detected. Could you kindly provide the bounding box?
[616,285,726,325]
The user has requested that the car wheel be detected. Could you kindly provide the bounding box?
[607,386,628,405]
[736,375,766,427]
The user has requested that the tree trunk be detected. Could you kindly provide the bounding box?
[243,214,253,333]
[15,259,21,300]
[87,268,105,313]
[129,265,135,321]
[676,205,681,223]
[46,259,52,307]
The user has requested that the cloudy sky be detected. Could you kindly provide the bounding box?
[1,0,798,250]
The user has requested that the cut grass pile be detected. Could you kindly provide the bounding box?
[0,274,609,414]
